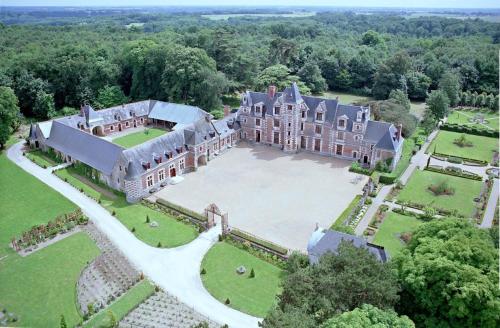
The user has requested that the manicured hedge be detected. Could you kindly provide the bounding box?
[349,163,373,176]
[424,166,483,181]
[155,198,207,222]
[379,175,397,184]
[230,228,288,256]
[441,123,499,138]
[433,152,488,166]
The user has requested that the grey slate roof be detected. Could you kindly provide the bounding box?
[122,129,187,180]
[241,90,283,117]
[283,82,303,104]
[308,230,389,264]
[46,121,124,175]
[365,121,402,151]
[148,102,207,126]
[213,114,240,138]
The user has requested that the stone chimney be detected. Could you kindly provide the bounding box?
[223,105,231,117]
[268,85,276,99]
[396,124,403,141]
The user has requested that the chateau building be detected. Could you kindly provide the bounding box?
[238,83,404,169]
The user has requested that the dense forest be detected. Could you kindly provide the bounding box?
[0,11,499,126]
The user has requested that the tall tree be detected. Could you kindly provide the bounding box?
[33,91,56,120]
[426,90,449,120]
[96,85,128,109]
[439,72,461,107]
[394,219,500,328]
[298,61,327,94]
[262,242,400,327]
[406,71,431,100]
[372,52,411,100]
[321,304,414,328]
[388,89,411,112]
[0,86,20,148]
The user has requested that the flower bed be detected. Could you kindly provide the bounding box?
[155,198,207,222]
[229,228,288,257]
[424,166,482,181]
[11,208,88,251]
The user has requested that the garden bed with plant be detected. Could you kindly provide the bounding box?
[372,211,423,256]
[396,170,482,218]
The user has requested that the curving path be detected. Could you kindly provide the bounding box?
[7,142,260,328]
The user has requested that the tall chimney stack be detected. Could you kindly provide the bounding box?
[268,85,276,99]
[223,105,231,117]
[397,124,403,141]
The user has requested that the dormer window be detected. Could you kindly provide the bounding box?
[338,119,346,128]
[154,154,162,164]
[356,111,362,122]
[142,161,151,170]
[288,105,293,111]
[130,111,135,117]
[255,106,261,114]
[316,112,323,121]
[274,106,280,115]
[176,147,183,154]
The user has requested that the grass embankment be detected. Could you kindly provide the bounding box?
[331,194,362,229]
[84,280,155,328]
[201,241,283,317]
[54,167,199,248]
[397,170,482,218]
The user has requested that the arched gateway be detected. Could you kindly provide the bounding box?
[204,203,228,234]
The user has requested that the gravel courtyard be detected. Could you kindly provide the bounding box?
[155,142,368,251]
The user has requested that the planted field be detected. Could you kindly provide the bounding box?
[201,241,283,317]
[54,168,199,248]
[428,130,498,162]
[0,232,99,327]
[373,212,423,256]
[397,170,482,218]
[113,128,166,148]
[0,150,77,257]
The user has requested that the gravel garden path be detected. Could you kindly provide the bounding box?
[7,142,260,328]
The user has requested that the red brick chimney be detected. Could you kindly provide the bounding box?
[396,124,403,141]
[268,85,276,99]
[223,105,231,117]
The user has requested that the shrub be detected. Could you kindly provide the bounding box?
[201,268,206,275]
[249,268,255,278]
[428,179,455,196]
[365,197,373,205]
[218,234,223,242]
[131,227,136,232]
[146,215,150,223]
[112,210,116,216]
[453,134,473,147]
[155,285,160,292]
[349,161,373,175]
[225,298,231,305]
[379,175,397,184]
[447,156,463,164]
[157,242,162,247]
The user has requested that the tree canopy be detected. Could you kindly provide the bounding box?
[0,86,20,148]
[321,304,414,328]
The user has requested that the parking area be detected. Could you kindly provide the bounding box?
[154,142,368,251]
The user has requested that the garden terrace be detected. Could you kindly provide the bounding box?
[372,211,423,256]
[201,241,284,317]
[54,167,199,248]
[427,130,498,163]
[77,223,140,318]
[119,290,221,328]
[397,170,483,218]
[111,128,167,148]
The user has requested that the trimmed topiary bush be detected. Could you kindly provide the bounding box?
[249,268,255,278]
[225,298,230,305]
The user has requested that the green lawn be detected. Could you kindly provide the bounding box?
[0,147,77,257]
[113,128,166,148]
[0,232,100,327]
[25,149,56,168]
[331,194,362,228]
[201,241,284,317]
[397,170,482,217]
[84,280,155,328]
[428,130,498,162]
[447,109,499,131]
[55,168,199,248]
[373,212,423,256]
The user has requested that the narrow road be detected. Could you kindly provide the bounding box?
[481,178,499,229]
[7,142,260,328]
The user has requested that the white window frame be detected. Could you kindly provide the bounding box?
[146,175,153,187]
[158,169,165,181]
[274,106,280,115]
[337,131,345,141]
[255,105,261,114]
[125,121,130,127]
[110,125,114,131]
[179,158,185,170]
[255,118,261,126]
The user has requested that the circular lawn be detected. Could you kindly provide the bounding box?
[200,241,284,318]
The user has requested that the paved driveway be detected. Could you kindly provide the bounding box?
[155,142,368,251]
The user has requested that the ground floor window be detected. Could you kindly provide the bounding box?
[140,117,144,123]
[336,144,343,156]
[158,169,165,181]
[301,136,306,149]
[146,175,153,187]
[314,139,321,151]
[274,132,280,144]
[110,125,114,131]
[352,151,358,158]
[125,121,130,127]
[179,158,185,170]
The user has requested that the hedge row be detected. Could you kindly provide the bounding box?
[349,165,373,176]
[155,198,207,222]
[395,200,463,218]
[433,151,489,166]
[230,228,288,256]
[441,123,499,137]
[379,175,397,184]
[424,166,483,181]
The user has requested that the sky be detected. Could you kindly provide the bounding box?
[1,0,499,9]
